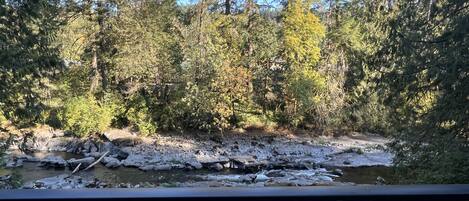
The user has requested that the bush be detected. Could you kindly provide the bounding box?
[281,69,327,127]
[0,112,7,127]
[347,93,392,134]
[127,106,157,136]
[61,96,116,137]
[238,112,277,131]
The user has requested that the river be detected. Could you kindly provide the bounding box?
[2,152,395,187]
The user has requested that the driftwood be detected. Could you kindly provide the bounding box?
[70,163,82,175]
[83,151,109,171]
[67,151,110,177]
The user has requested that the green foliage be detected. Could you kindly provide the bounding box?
[287,69,326,109]
[0,112,7,126]
[125,95,157,136]
[277,0,327,127]
[3,0,468,185]
[347,92,392,134]
[0,0,62,127]
[376,0,469,183]
[238,112,277,131]
[283,0,325,69]
[61,96,116,137]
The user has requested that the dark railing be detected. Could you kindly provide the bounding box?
[1,185,469,201]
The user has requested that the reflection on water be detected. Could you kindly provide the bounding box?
[10,161,227,185]
[4,152,395,186]
[337,166,396,184]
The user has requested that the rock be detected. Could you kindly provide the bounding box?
[0,175,14,189]
[112,137,143,147]
[265,178,297,187]
[15,159,24,167]
[239,174,256,182]
[190,168,340,187]
[186,160,203,170]
[197,156,230,165]
[15,154,40,162]
[82,140,98,153]
[229,155,257,169]
[138,165,155,171]
[51,130,66,138]
[154,164,172,171]
[26,174,104,189]
[122,155,146,168]
[171,164,186,169]
[254,174,269,182]
[331,168,344,176]
[84,152,103,158]
[223,162,231,169]
[67,157,95,170]
[204,175,242,182]
[39,155,67,168]
[101,157,121,168]
[98,142,129,160]
[265,170,285,178]
[0,175,11,181]
[112,148,129,160]
[5,159,19,168]
[181,181,225,188]
[231,155,256,165]
[321,151,393,167]
[316,175,334,182]
[209,163,224,171]
[376,176,386,185]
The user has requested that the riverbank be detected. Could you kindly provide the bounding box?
[1,127,393,189]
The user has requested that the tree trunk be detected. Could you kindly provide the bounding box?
[224,0,231,15]
[96,0,107,91]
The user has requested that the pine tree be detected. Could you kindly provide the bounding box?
[378,0,469,183]
[0,0,62,126]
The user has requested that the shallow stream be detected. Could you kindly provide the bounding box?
[2,152,395,187]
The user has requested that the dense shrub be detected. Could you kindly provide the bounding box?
[238,112,277,131]
[347,93,392,134]
[0,112,7,127]
[126,99,157,136]
[61,96,116,137]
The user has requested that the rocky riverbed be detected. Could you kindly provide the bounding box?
[1,128,394,189]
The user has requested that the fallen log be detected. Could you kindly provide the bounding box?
[70,163,82,175]
[83,151,109,171]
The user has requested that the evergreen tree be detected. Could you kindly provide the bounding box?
[0,0,63,126]
[377,0,469,183]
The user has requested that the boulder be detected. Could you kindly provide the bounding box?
[39,155,67,168]
[209,163,224,171]
[138,165,155,171]
[154,164,172,171]
[186,160,203,170]
[230,155,258,169]
[254,174,269,182]
[16,154,40,162]
[121,155,146,168]
[24,174,106,189]
[82,140,98,153]
[5,159,23,168]
[67,157,95,170]
[331,168,344,176]
[101,157,121,168]
[112,149,129,160]
[84,152,103,158]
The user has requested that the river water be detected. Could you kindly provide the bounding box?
[2,152,395,187]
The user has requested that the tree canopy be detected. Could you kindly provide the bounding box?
[0,0,467,184]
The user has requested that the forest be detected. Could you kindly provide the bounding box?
[0,0,468,187]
